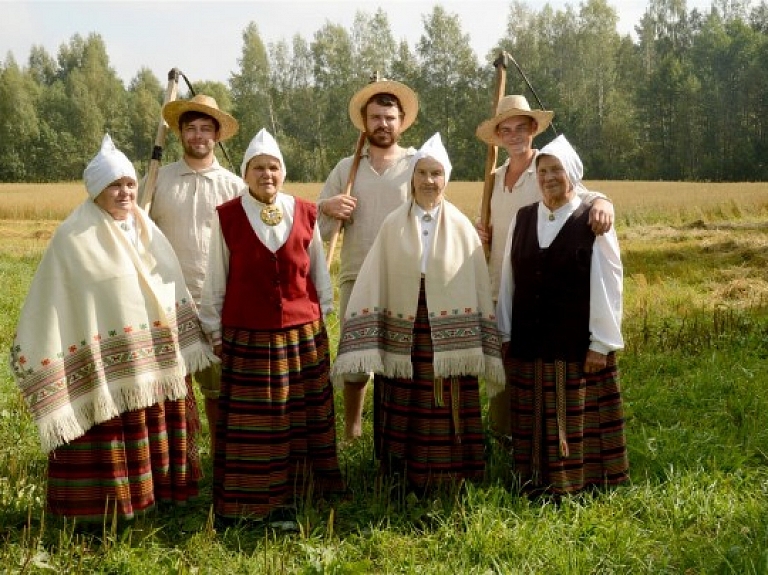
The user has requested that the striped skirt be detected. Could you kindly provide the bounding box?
[213,319,343,519]
[376,283,485,490]
[506,355,629,494]
[47,381,202,522]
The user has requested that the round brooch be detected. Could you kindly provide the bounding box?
[260,204,283,226]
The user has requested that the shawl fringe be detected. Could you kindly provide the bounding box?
[182,343,219,375]
[37,373,188,454]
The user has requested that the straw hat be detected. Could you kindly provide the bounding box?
[162,94,239,142]
[348,80,419,133]
[475,95,553,146]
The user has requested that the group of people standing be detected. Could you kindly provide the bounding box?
[9,77,629,528]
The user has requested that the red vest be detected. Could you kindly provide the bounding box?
[218,196,321,330]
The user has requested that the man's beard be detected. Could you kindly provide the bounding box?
[366,128,399,149]
[183,142,214,159]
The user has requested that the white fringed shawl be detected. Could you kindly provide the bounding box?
[331,200,504,396]
[9,200,217,453]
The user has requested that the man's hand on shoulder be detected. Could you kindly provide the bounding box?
[589,198,613,235]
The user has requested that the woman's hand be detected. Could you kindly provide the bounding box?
[584,349,607,373]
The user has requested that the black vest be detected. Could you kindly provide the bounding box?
[509,202,595,361]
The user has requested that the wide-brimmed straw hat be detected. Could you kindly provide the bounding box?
[163,94,239,142]
[475,95,553,146]
[348,79,419,133]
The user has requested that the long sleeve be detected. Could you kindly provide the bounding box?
[495,213,518,343]
[588,229,624,353]
[309,224,334,317]
[198,212,229,343]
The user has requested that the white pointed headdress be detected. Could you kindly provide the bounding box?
[83,134,137,199]
[536,134,583,186]
[412,132,452,184]
[240,128,286,180]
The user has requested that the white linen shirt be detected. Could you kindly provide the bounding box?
[147,158,245,305]
[496,195,624,355]
[199,191,333,344]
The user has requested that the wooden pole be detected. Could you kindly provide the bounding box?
[480,53,508,261]
[138,68,181,211]
[325,71,381,268]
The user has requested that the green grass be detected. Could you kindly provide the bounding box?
[2,189,768,573]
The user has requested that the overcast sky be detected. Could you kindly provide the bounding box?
[3,0,716,85]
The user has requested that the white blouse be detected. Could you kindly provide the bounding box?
[199,191,333,343]
[496,195,624,355]
[412,202,441,274]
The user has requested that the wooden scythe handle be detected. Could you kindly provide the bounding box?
[324,71,381,268]
[325,131,366,267]
[138,68,181,211]
[480,52,508,260]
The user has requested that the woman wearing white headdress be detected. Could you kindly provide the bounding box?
[200,128,342,523]
[332,133,505,490]
[9,134,215,523]
[496,134,628,495]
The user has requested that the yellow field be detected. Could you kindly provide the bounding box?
[3,180,768,222]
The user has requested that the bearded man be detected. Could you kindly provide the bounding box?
[317,81,418,441]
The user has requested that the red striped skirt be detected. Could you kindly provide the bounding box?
[377,282,485,489]
[213,319,343,519]
[506,355,629,494]
[47,380,202,522]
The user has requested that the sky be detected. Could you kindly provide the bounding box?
[2,0,716,85]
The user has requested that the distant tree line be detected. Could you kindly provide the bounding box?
[2,0,767,183]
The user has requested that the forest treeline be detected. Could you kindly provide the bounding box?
[1,0,767,183]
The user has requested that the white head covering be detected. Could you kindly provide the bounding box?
[83,134,137,199]
[240,128,286,180]
[536,134,583,188]
[411,132,452,185]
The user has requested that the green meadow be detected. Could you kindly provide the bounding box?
[1,182,768,574]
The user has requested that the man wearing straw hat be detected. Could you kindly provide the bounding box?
[147,94,246,456]
[475,94,614,444]
[317,80,418,441]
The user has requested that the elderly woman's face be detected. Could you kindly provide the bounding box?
[536,154,572,206]
[245,154,284,204]
[412,157,446,210]
[94,176,137,220]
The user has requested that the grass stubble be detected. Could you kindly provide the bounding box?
[1,182,767,573]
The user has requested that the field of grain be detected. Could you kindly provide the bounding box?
[3,179,768,226]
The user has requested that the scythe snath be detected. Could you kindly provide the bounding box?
[138,68,180,211]
[479,52,508,261]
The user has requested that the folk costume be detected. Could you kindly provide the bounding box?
[332,134,505,489]
[200,129,342,520]
[496,135,629,495]
[9,135,214,521]
[476,95,608,447]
